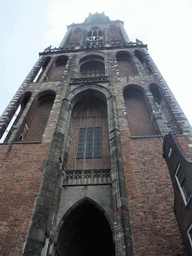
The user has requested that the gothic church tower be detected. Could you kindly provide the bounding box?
[1,13,192,255]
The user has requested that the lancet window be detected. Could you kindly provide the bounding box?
[108,25,122,44]
[20,91,55,142]
[45,55,68,81]
[80,55,105,78]
[134,50,152,75]
[68,27,82,47]
[116,51,138,76]
[124,86,157,136]
[1,92,32,143]
[32,57,51,83]
[66,93,110,170]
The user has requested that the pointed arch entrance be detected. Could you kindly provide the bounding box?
[56,198,115,256]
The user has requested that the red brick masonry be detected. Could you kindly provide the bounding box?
[0,143,50,256]
[120,131,185,255]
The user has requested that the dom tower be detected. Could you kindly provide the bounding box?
[1,13,192,256]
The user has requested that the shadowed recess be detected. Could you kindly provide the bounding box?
[57,200,115,256]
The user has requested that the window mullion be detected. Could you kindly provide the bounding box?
[85,127,93,158]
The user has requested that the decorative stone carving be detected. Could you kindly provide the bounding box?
[63,169,111,186]
[70,76,109,84]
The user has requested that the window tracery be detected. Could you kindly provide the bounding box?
[86,27,103,45]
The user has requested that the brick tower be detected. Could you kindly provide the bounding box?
[1,13,192,255]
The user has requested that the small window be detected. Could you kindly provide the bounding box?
[150,84,162,104]
[175,163,192,205]
[187,224,192,247]
[168,148,172,158]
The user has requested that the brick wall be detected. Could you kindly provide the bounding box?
[0,143,50,256]
[120,132,185,255]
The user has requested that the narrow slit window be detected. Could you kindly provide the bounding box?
[77,128,86,159]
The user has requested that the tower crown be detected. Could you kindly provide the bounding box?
[84,12,110,24]
[60,12,130,50]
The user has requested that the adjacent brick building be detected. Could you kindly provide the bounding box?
[0,12,192,255]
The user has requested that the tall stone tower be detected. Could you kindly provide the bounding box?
[1,13,192,256]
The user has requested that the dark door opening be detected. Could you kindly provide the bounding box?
[57,200,115,256]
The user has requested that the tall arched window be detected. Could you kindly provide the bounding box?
[1,92,32,142]
[32,57,51,82]
[45,55,68,81]
[57,199,115,256]
[108,25,122,44]
[21,91,56,141]
[67,90,110,170]
[150,83,162,104]
[134,50,152,74]
[116,51,138,76]
[149,83,181,133]
[124,86,156,136]
[80,55,105,78]
[68,27,82,47]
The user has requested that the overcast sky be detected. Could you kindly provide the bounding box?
[0,0,192,126]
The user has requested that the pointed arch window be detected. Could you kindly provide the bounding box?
[45,55,68,81]
[66,92,110,170]
[0,92,32,143]
[20,91,56,141]
[124,86,157,136]
[150,83,162,104]
[68,27,82,47]
[32,57,51,83]
[109,25,122,44]
[80,55,105,78]
[134,50,152,74]
[116,51,138,76]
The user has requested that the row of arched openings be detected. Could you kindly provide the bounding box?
[32,56,68,83]
[32,50,150,83]
[0,83,164,143]
[68,25,122,46]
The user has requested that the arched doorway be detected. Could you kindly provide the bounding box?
[56,199,115,256]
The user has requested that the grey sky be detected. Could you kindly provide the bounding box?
[0,0,192,125]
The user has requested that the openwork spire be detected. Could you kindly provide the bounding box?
[84,12,110,24]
